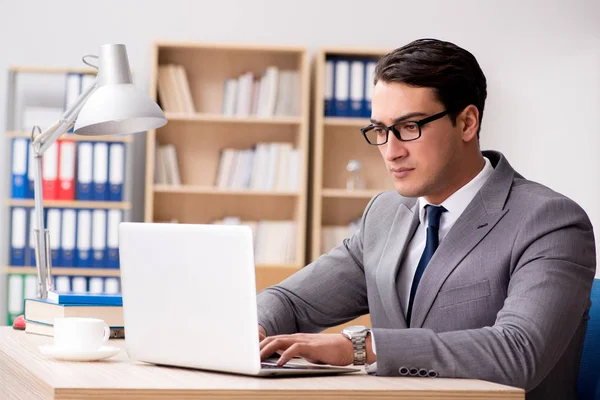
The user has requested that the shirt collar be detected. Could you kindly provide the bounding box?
[418,157,494,226]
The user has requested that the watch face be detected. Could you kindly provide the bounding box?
[344,325,368,334]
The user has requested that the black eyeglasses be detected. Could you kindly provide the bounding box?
[360,110,449,146]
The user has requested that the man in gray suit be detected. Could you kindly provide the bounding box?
[257,39,596,399]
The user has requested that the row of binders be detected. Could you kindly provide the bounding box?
[11,138,125,202]
[9,207,122,269]
[214,217,297,264]
[320,220,361,255]
[215,142,300,191]
[222,66,299,117]
[324,56,378,118]
[6,274,120,326]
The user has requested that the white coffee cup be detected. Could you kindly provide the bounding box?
[53,317,110,352]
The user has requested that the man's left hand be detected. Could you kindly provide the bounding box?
[259,333,354,367]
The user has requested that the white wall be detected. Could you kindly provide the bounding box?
[1,0,599,322]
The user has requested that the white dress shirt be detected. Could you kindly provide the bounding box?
[371,156,493,357]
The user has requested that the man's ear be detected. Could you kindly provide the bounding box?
[459,105,479,142]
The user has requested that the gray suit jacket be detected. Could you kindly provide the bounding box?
[257,151,596,399]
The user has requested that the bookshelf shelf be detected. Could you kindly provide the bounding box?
[6,131,133,143]
[153,185,299,197]
[8,66,97,75]
[321,188,383,199]
[164,112,302,125]
[6,200,131,210]
[323,117,370,128]
[2,267,121,277]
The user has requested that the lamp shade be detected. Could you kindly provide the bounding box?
[74,44,167,135]
[74,84,167,135]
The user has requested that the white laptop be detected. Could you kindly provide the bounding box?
[118,222,359,376]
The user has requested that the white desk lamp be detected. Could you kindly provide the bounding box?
[30,44,167,299]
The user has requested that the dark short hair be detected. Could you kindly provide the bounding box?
[374,38,487,138]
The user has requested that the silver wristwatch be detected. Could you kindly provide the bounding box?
[342,325,370,365]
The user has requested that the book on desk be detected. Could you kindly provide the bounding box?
[23,292,124,338]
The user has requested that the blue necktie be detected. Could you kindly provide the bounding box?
[406,204,447,326]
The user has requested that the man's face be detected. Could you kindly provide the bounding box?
[371,81,464,203]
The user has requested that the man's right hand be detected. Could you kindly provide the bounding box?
[259,325,266,342]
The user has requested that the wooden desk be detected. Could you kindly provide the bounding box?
[0,328,524,399]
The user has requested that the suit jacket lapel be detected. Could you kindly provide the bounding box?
[410,150,515,328]
[410,197,508,328]
[375,200,419,328]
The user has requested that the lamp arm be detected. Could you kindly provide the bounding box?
[30,75,98,299]
[32,76,98,155]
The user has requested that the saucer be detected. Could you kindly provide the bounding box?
[39,344,120,362]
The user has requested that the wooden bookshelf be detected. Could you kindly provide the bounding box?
[310,48,393,333]
[3,65,131,325]
[144,42,310,291]
[153,185,298,197]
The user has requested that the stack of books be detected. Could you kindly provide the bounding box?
[23,292,124,338]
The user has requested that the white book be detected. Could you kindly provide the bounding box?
[286,149,300,191]
[216,149,236,188]
[265,143,281,190]
[176,65,196,113]
[222,78,238,116]
[250,79,261,116]
[163,145,181,186]
[235,72,253,117]
[240,149,255,189]
[274,143,292,191]
[260,66,279,117]
[249,143,268,190]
